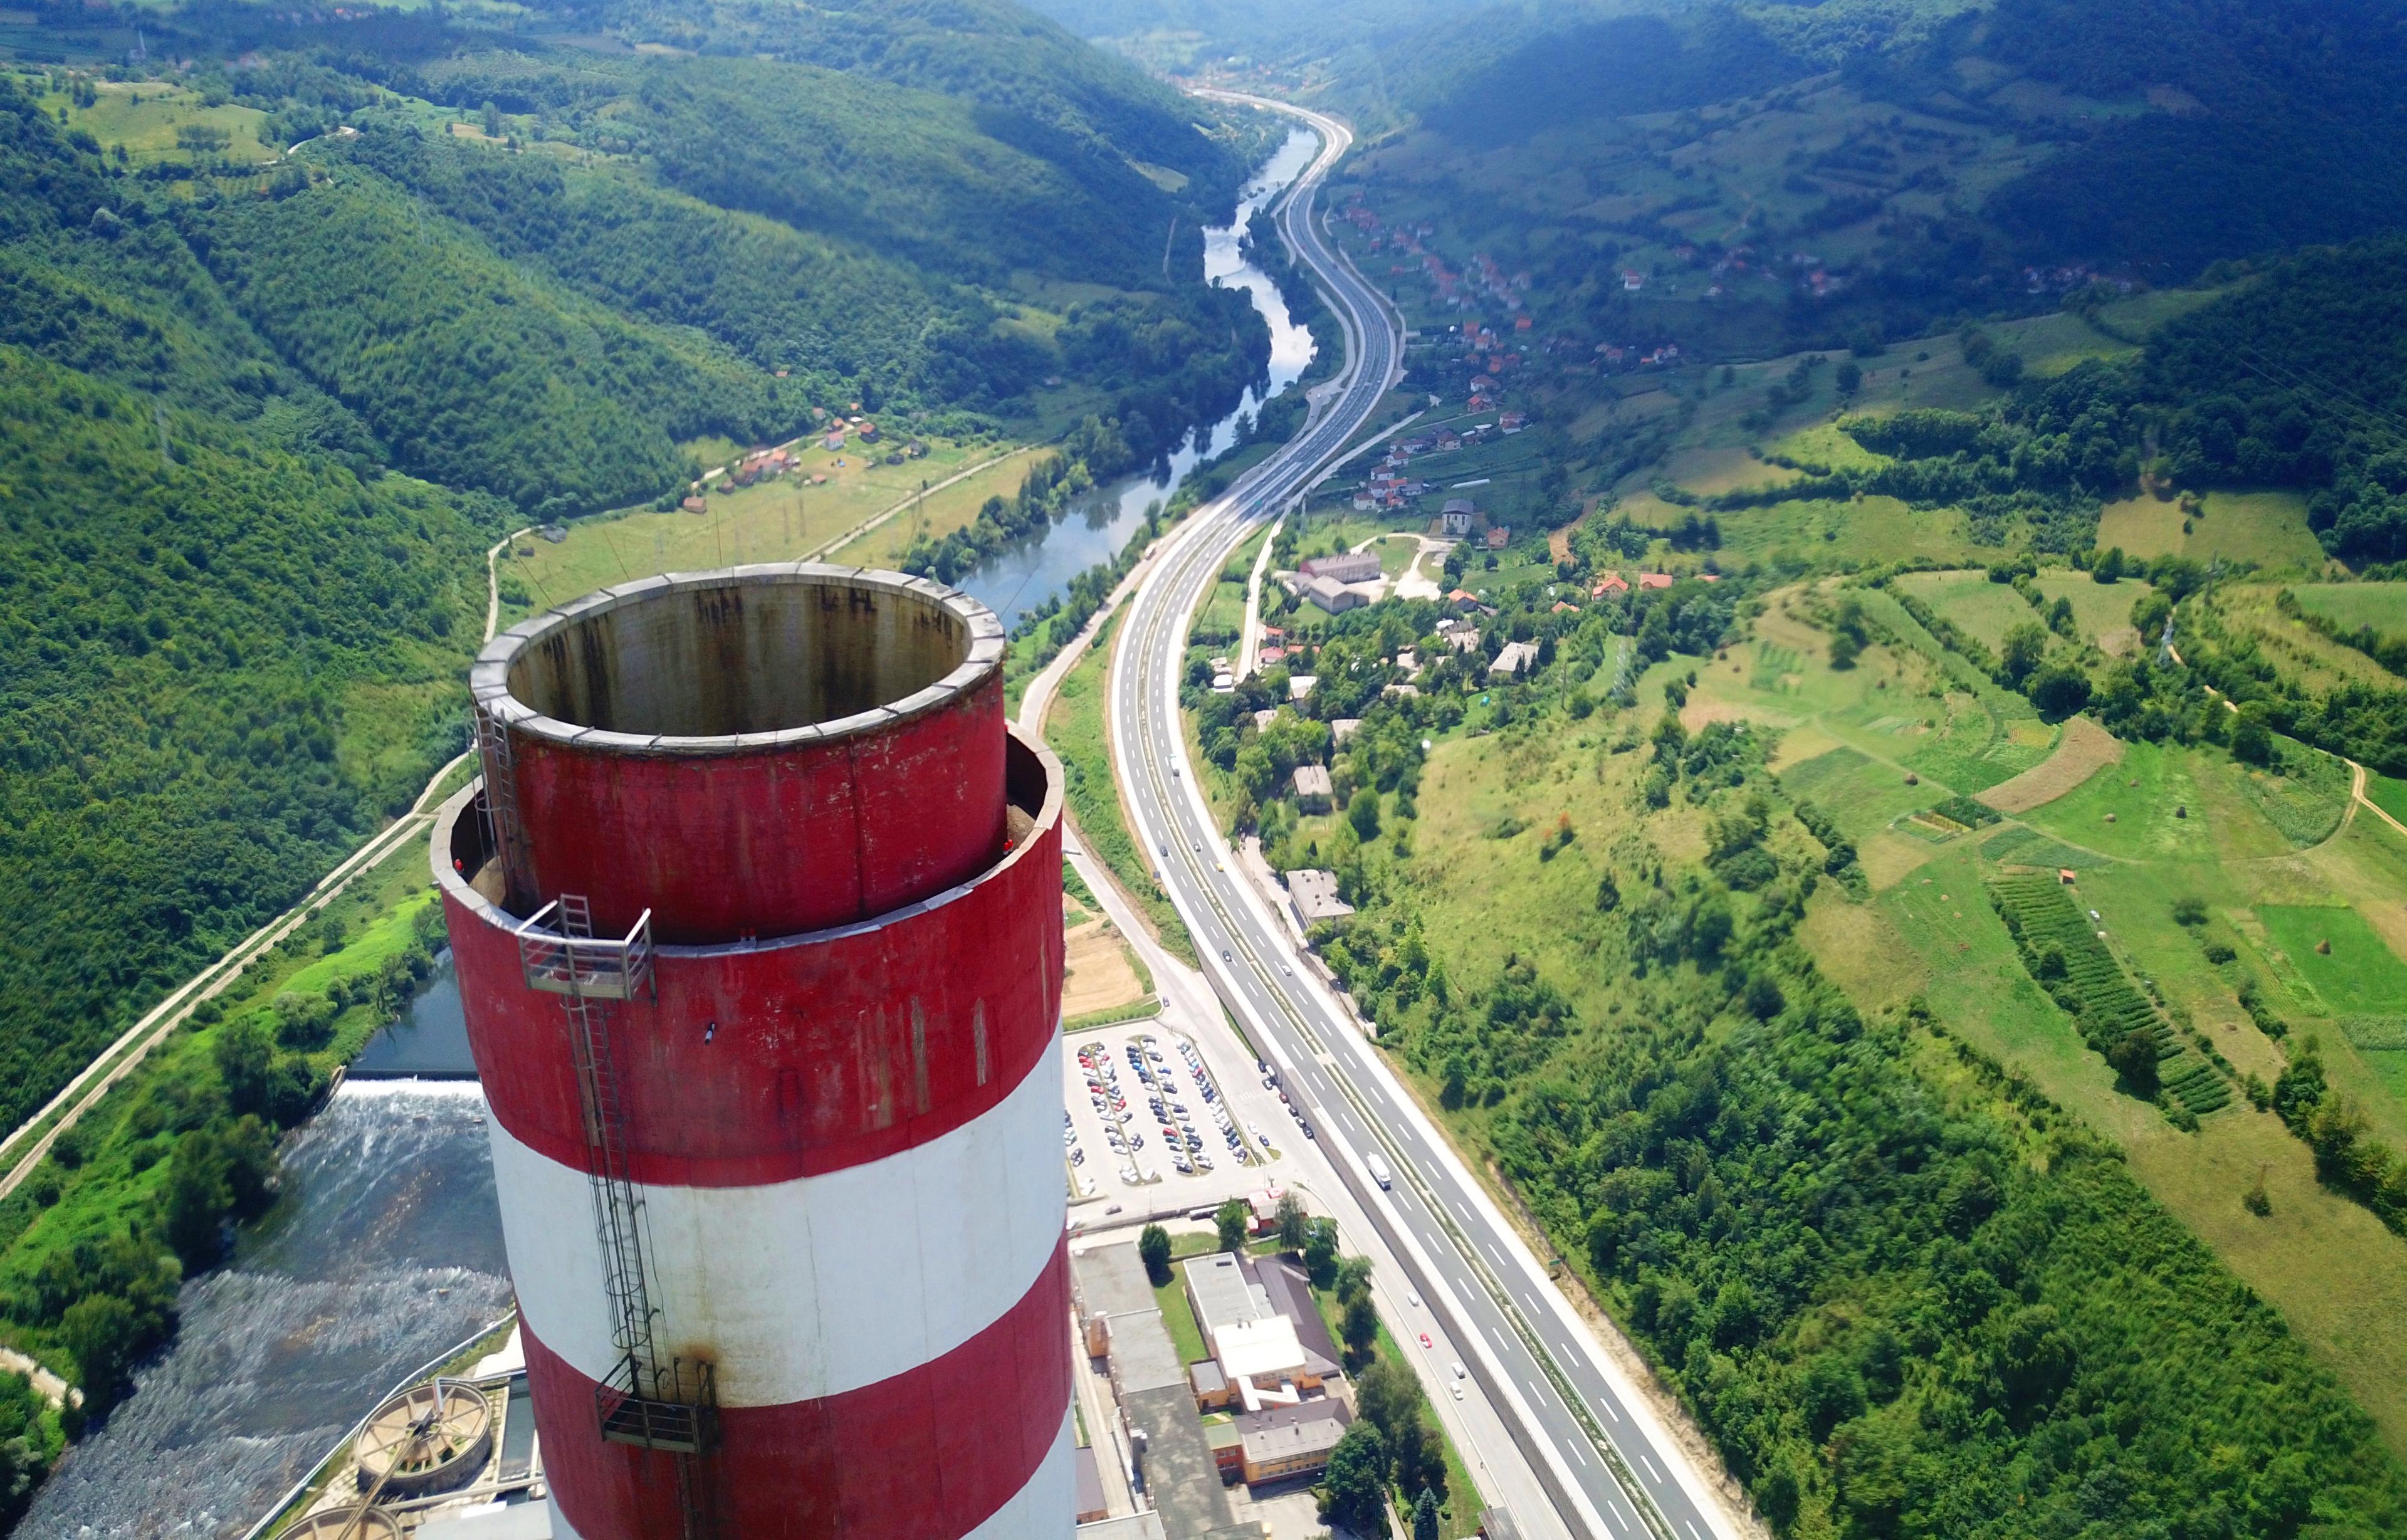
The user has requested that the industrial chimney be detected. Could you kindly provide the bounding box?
[432,565,1070,1540]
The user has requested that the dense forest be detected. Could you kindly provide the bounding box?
[2142,240,2407,564]
[1982,0,2407,278]
[0,0,1287,1254]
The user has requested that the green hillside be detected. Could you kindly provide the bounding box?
[0,0,1280,1230]
[1314,0,2407,354]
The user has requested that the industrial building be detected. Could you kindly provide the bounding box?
[434,565,1069,1540]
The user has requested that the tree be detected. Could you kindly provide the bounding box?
[2107,1027,2161,1099]
[1826,597,1868,669]
[1276,1192,1309,1252]
[2092,545,2127,583]
[1390,1413,1445,1502]
[1138,1223,1172,1285]
[1318,1422,1390,1536]
[1412,1487,1440,1540]
[1349,788,1382,841]
[2028,664,2092,720]
[1835,359,1864,395]
[60,1293,144,1414]
[161,1129,233,1269]
[1354,1358,1415,1440]
[1215,1198,1251,1254]
[2000,622,2049,688]
[214,1020,275,1121]
[1304,1218,1340,1287]
[1341,1288,1380,1368]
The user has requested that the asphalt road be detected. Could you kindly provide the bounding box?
[1114,95,1734,1540]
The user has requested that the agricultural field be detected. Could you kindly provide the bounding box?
[2255,905,2407,1016]
[1733,595,2407,1449]
[1896,569,2053,652]
[2290,582,2407,635]
[2200,583,2402,694]
[2032,572,2154,656]
[496,437,1038,624]
[36,78,276,166]
[1347,575,2407,1464]
[2094,488,2329,571]
[1711,493,2003,570]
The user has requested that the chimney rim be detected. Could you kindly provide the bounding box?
[470,563,1004,756]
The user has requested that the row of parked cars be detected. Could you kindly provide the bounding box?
[1077,1041,1151,1186]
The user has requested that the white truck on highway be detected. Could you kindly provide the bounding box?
[1367,1152,1393,1190]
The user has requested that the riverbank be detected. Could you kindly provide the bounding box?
[3,122,1330,1540]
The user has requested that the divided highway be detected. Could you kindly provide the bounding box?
[1114,95,1737,1540]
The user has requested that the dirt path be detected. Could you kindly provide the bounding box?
[2349,757,2407,842]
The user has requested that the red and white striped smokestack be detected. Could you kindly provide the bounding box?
[431,566,1069,1540]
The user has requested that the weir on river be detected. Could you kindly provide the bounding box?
[20,1085,512,1539]
[21,125,1321,1540]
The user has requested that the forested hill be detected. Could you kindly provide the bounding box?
[0,0,1282,1172]
[580,0,1256,211]
[0,84,495,1134]
[1304,0,2407,345]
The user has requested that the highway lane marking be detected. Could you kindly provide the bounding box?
[1686,1524,1704,1540]
[1641,1455,1662,1483]
[1566,1441,1585,1466]
[1594,1393,1620,1423]
[1484,1241,1506,1265]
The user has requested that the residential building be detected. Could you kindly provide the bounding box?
[1491,641,1538,678]
[1234,1401,1351,1485]
[1292,765,1333,812]
[1592,572,1629,597]
[1330,718,1363,744]
[1440,499,1478,537]
[1303,575,1363,614]
[1640,572,1675,590]
[1486,525,1511,550]
[1217,1316,1318,1405]
[1287,869,1354,928]
[1301,551,1382,585]
[1186,1252,1274,1357]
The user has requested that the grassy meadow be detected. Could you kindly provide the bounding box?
[495,437,1039,624]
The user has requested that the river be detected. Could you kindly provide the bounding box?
[17,126,1321,1540]
[957,124,1322,631]
[19,1083,511,1539]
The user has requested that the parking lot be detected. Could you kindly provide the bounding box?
[1062,1023,1276,1209]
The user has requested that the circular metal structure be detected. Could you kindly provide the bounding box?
[284,1509,403,1539]
[469,565,1009,943]
[439,565,1069,1540]
[354,1377,493,1499]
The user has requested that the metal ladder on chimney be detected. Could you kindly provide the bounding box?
[471,703,536,909]
[515,884,720,1536]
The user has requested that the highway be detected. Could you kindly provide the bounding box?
[1113,95,1738,1540]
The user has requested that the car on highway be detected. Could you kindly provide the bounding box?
[1419,1334,1432,1349]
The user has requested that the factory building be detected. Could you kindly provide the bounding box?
[434,566,1069,1540]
